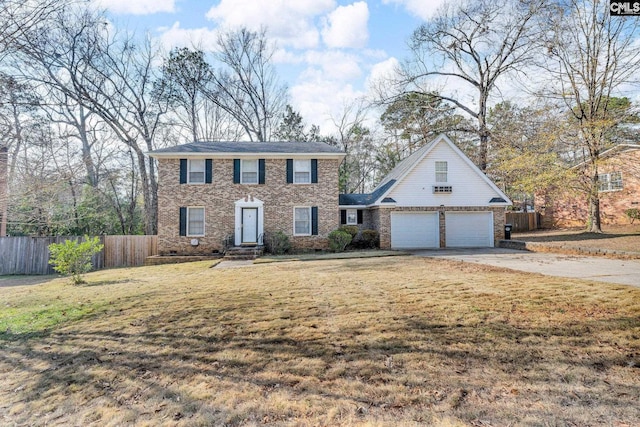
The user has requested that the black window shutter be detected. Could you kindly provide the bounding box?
[311,159,318,183]
[233,159,240,183]
[205,159,213,183]
[357,209,363,224]
[340,210,346,225]
[311,206,318,235]
[179,207,187,236]
[258,159,266,184]
[179,159,187,184]
[286,159,293,183]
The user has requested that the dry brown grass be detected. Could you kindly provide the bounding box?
[1,257,639,426]
[515,224,640,253]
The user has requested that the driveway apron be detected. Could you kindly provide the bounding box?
[414,248,640,287]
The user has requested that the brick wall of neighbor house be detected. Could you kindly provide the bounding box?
[157,158,340,254]
[371,206,506,249]
[536,150,640,228]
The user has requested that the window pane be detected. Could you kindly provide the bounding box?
[189,159,205,183]
[435,161,447,182]
[188,208,205,235]
[294,208,310,234]
[347,209,357,224]
[294,172,310,183]
[294,160,311,183]
[242,160,258,184]
[610,172,623,190]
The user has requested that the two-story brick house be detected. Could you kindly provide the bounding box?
[149,141,345,255]
[149,135,511,254]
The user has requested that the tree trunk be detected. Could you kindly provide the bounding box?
[0,146,7,237]
[587,168,602,233]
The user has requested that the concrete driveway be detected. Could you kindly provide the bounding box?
[413,248,640,287]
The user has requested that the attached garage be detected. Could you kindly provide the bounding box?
[391,212,439,249]
[445,211,494,247]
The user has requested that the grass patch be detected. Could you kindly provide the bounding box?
[256,249,407,263]
[1,257,639,426]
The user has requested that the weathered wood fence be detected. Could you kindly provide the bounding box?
[505,212,541,233]
[0,235,157,275]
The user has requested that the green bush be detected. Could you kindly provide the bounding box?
[338,225,359,238]
[48,236,104,285]
[328,230,352,252]
[360,229,380,249]
[625,208,640,224]
[264,230,291,255]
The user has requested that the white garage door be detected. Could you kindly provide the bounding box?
[445,211,494,247]
[391,212,439,249]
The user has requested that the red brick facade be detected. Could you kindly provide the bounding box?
[371,206,506,249]
[157,158,340,255]
[536,148,640,228]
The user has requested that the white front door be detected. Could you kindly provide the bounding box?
[242,208,258,244]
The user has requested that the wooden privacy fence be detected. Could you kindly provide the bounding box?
[505,212,540,233]
[0,235,157,275]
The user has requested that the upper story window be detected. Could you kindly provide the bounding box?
[294,159,311,183]
[435,161,448,182]
[188,159,205,184]
[241,159,258,184]
[598,172,623,192]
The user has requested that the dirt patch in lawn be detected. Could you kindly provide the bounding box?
[1,258,639,426]
[515,224,640,253]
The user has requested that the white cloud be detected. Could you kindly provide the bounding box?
[291,76,364,133]
[321,2,369,49]
[366,57,400,92]
[157,22,220,51]
[382,0,448,20]
[303,50,363,81]
[205,0,335,49]
[93,0,176,15]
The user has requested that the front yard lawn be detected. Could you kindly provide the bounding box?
[1,257,639,426]
[515,224,640,253]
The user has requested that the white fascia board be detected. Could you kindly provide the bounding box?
[338,205,368,209]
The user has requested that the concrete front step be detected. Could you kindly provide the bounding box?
[223,246,264,261]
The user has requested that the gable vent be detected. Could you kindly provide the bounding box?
[433,186,452,193]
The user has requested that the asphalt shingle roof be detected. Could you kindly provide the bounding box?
[149,141,344,155]
[339,180,397,206]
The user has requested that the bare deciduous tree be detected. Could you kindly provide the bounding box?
[539,0,640,232]
[401,0,547,171]
[204,27,288,142]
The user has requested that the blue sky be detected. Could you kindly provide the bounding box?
[95,0,445,133]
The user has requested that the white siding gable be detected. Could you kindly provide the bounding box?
[385,138,506,207]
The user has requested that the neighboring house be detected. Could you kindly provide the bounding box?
[148,141,345,255]
[536,144,640,228]
[148,134,511,254]
[339,134,511,249]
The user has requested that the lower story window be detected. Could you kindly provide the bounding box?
[294,207,311,235]
[187,207,205,236]
[346,209,358,225]
[598,172,623,192]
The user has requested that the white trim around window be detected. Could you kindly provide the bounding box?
[188,159,205,184]
[241,159,259,184]
[435,161,448,183]
[187,206,205,237]
[346,208,358,225]
[598,172,623,192]
[293,159,311,184]
[293,206,311,236]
